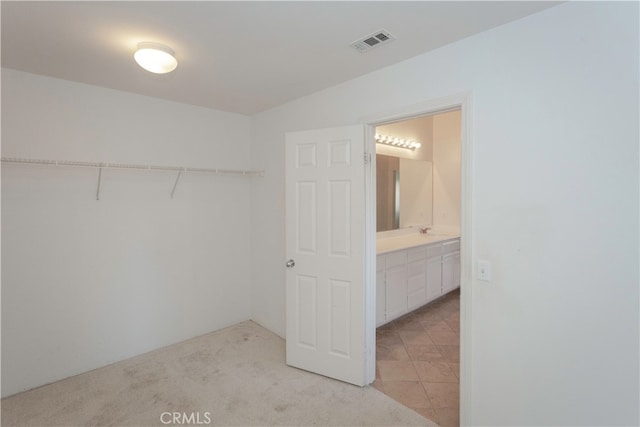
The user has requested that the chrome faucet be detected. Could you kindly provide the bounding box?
[419,227,431,234]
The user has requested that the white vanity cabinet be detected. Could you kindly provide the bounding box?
[385,251,409,321]
[426,247,443,302]
[377,237,460,327]
[442,240,461,294]
[376,256,386,326]
[407,247,427,311]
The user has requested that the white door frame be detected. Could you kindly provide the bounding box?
[361,92,473,425]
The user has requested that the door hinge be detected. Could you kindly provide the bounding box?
[364,152,372,165]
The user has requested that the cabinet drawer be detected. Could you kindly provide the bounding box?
[376,255,385,272]
[408,247,426,262]
[443,251,459,260]
[442,239,460,255]
[386,251,407,269]
[426,244,442,258]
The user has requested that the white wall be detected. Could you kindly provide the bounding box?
[1,69,253,397]
[250,2,639,426]
[432,110,461,232]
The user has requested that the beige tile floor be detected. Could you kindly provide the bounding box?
[373,289,460,427]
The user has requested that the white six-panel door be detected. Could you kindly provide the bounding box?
[285,125,367,386]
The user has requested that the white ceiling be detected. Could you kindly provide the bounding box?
[2,1,560,115]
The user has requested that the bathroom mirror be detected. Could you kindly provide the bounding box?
[376,154,433,232]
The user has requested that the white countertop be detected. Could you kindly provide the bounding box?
[376,232,460,254]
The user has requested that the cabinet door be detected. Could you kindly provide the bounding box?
[376,269,386,326]
[453,252,461,289]
[376,255,386,326]
[442,252,459,294]
[385,264,408,321]
[441,239,460,255]
[407,258,427,310]
[426,256,442,302]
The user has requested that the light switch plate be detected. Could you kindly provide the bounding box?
[477,260,492,282]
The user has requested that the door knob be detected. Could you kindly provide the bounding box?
[286,259,295,268]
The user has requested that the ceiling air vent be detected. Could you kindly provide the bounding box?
[350,30,396,53]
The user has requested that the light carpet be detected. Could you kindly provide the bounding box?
[1,321,436,426]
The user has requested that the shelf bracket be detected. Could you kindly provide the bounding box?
[170,169,183,199]
[96,167,103,201]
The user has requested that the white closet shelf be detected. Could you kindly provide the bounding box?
[0,157,264,177]
[1,156,264,200]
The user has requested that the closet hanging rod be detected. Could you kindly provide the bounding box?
[0,157,264,177]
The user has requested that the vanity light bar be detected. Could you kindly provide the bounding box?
[375,134,421,150]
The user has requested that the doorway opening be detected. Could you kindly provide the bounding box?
[283,93,472,424]
[364,95,470,426]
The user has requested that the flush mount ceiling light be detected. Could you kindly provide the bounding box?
[134,42,177,74]
[375,133,421,150]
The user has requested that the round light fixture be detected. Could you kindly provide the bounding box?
[134,42,177,74]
